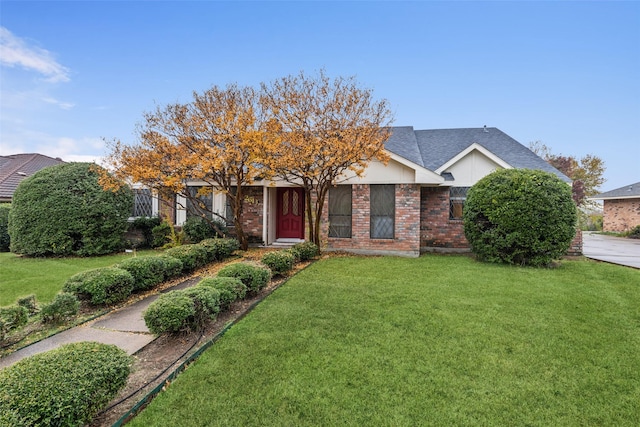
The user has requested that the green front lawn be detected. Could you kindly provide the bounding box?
[0,250,158,306]
[130,255,640,426]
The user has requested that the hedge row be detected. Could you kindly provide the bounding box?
[0,342,131,426]
[63,238,239,306]
[143,242,320,335]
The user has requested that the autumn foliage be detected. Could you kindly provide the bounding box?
[103,71,393,249]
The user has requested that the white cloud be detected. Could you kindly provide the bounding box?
[42,97,75,110]
[0,26,70,83]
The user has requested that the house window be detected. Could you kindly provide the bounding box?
[449,187,470,220]
[329,185,352,238]
[132,188,153,217]
[370,184,395,239]
[186,186,213,219]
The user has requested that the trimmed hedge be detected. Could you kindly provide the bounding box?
[116,256,168,291]
[0,342,131,426]
[158,255,184,279]
[164,244,210,273]
[261,250,295,275]
[17,294,38,315]
[40,293,79,324]
[290,241,320,261]
[217,262,271,294]
[199,237,239,261]
[198,276,247,310]
[144,286,221,335]
[63,267,135,305]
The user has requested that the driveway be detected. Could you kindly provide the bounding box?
[582,232,640,269]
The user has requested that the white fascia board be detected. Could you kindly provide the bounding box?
[387,152,444,184]
[590,195,640,201]
[435,143,512,175]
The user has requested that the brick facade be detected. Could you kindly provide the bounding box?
[323,184,421,257]
[227,186,264,244]
[419,187,469,251]
[602,199,640,232]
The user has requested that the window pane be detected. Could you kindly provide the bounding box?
[186,186,213,219]
[225,186,237,225]
[449,187,469,220]
[132,188,153,217]
[329,185,352,238]
[370,185,394,239]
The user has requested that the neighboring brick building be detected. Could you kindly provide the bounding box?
[592,182,640,232]
[153,126,578,257]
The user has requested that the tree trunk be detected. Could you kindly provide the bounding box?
[231,186,249,250]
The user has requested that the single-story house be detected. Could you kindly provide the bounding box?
[591,182,640,232]
[0,153,65,202]
[136,126,580,257]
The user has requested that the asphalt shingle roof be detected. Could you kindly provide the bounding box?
[593,182,640,199]
[0,153,65,201]
[384,126,570,182]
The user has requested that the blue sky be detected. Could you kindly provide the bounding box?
[1,1,638,191]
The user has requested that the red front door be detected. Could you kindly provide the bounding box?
[276,187,304,239]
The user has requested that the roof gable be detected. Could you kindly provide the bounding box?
[384,127,570,183]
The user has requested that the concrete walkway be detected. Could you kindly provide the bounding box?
[583,231,640,269]
[0,278,199,369]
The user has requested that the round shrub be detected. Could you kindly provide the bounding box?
[261,250,295,275]
[463,169,577,267]
[0,342,131,426]
[290,241,320,261]
[144,291,195,334]
[217,262,271,294]
[0,305,28,341]
[158,255,184,279]
[183,216,227,243]
[40,292,79,324]
[0,203,10,252]
[198,276,247,310]
[151,221,172,248]
[628,225,640,239]
[8,163,133,257]
[17,294,38,315]
[199,237,239,261]
[129,216,162,248]
[116,256,167,291]
[183,286,221,328]
[63,267,134,305]
[164,244,210,273]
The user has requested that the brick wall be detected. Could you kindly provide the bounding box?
[419,187,469,251]
[323,184,421,257]
[227,187,264,244]
[603,199,640,232]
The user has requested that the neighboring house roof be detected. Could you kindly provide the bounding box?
[384,126,571,182]
[592,182,640,200]
[0,153,65,201]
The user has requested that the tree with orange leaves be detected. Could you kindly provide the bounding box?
[260,70,394,245]
[102,84,270,250]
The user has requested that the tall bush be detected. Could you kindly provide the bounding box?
[463,169,577,267]
[183,216,227,243]
[8,163,133,256]
[0,203,10,252]
[0,342,131,426]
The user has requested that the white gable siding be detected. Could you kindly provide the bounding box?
[338,157,442,185]
[444,150,505,187]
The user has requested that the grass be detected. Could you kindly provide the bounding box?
[129,255,640,426]
[0,250,158,306]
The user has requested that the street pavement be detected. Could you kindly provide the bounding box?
[0,277,199,369]
[582,231,640,269]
